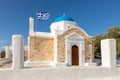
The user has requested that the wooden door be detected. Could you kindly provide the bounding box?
[72,45,79,65]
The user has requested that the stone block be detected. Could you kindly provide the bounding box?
[101,39,116,68]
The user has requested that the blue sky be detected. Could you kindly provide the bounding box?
[0,0,120,46]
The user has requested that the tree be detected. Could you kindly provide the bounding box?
[106,27,120,38]
[116,38,120,58]
[106,27,120,58]
[94,27,120,58]
[94,35,104,56]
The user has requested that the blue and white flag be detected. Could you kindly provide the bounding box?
[37,11,50,20]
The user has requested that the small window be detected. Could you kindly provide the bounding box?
[68,26,70,28]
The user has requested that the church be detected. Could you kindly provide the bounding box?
[27,15,94,67]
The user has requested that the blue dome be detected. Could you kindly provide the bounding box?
[54,16,74,22]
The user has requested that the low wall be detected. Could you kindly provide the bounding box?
[0,67,120,80]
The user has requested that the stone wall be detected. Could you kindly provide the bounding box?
[57,36,66,62]
[85,41,93,62]
[29,28,93,63]
[57,28,93,63]
[29,37,54,62]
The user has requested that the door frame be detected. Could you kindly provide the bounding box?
[66,33,85,66]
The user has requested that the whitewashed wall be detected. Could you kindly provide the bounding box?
[101,39,116,67]
[0,67,120,80]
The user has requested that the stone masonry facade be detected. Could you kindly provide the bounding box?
[29,37,54,62]
[57,28,93,62]
[29,28,93,63]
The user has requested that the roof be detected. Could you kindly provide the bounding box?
[30,32,54,38]
[54,16,74,22]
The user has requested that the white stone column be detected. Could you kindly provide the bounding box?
[12,35,24,69]
[82,42,85,65]
[101,39,116,68]
[5,46,11,58]
[79,43,85,66]
[29,17,34,36]
[66,43,71,66]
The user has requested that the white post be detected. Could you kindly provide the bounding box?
[79,44,82,66]
[66,43,71,66]
[82,43,85,66]
[5,46,11,58]
[79,43,85,66]
[12,35,24,69]
[29,17,34,36]
[101,39,116,68]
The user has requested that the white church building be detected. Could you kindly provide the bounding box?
[27,15,94,67]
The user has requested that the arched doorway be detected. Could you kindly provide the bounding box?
[72,45,79,65]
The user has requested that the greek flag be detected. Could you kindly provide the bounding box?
[37,11,50,20]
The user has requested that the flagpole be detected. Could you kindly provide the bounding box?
[34,10,50,50]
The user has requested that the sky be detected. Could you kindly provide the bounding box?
[0,0,120,48]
